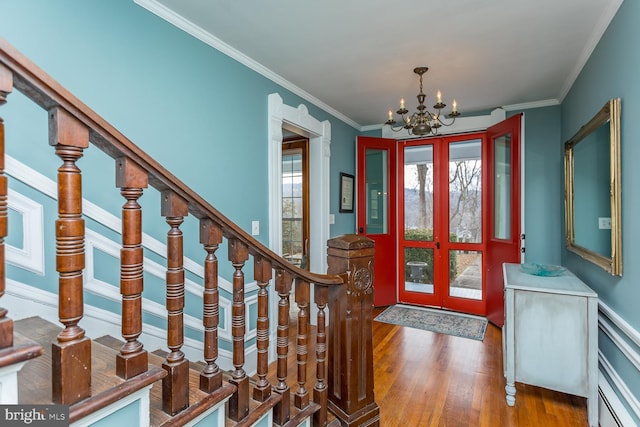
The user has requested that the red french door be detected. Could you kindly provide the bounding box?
[356,115,521,317]
[356,136,397,307]
[397,133,487,316]
[485,114,523,326]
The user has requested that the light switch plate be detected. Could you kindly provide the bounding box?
[252,220,260,235]
[598,217,612,230]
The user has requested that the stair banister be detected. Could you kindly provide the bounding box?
[161,190,190,415]
[0,36,382,427]
[199,218,224,393]
[295,277,311,410]
[273,267,293,425]
[116,157,149,380]
[0,62,12,350]
[228,237,250,421]
[253,254,273,402]
[49,106,92,405]
[313,282,329,427]
[0,37,342,289]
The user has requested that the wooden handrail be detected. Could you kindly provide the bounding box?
[0,37,341,287]
[0,36,380,427]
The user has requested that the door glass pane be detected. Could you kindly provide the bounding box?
[493,135,511,240]
[366,149,388,234]
[449,140,482,243]
[449,250,482,300]
[404,247,434,294]
[403,145,433,241]
[282,149,303,266]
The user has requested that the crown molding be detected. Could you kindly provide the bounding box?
[502,99,560,111]
[359,124,384,133]
[557,0,624,102]
[133,0,361,130]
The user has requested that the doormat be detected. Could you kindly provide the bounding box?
[374,305,488,341]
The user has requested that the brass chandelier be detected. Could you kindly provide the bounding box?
[384,66,460,136]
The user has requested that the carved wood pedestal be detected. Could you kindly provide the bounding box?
[327,235,380,427]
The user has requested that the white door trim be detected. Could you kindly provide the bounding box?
[267,93,331,275]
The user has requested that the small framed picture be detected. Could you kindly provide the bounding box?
[339,172,354,213]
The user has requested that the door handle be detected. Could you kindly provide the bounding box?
[359,227,364,234]
[436,241,440,249]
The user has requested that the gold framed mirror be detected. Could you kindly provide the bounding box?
[565,98,621,276]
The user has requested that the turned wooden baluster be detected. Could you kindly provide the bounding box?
[0,64,12,349]
[313,284,329,427]
[253,254,272,402]
[199,218,223,392]
[273,268,292,425]
[49,107,91,404]
[228,237,250,421]
[161,191,189,415]
[295,278,310,410]
[115,157,148,379]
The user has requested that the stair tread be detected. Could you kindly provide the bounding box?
[15,319,335,426]
[96,335,236,427]
[0,329,43,369]
[149,349,236,426]
[15,317,165,424]
[16,316,123,404]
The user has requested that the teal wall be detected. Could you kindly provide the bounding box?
[511,106,563,265]
[0,0,358,253]
[561,0,640,423]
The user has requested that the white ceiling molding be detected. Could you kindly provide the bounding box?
[502,99,561,112]
[557,0,624,102]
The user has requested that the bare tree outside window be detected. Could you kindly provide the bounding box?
[449,159,482,243]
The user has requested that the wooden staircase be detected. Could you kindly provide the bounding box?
[0,36,379,426]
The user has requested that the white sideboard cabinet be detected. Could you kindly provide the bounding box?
[502,263,598,427]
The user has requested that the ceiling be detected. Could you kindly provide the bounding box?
[137,0,623,130]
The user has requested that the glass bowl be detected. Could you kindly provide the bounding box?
[521,262,566,277]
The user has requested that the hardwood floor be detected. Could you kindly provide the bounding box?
[371,307,589,427]
[268,308,589,426]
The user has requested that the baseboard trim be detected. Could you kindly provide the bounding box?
[597,300,640,426]
[599,364,639,427]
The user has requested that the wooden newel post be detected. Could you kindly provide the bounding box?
[326,235,380,427]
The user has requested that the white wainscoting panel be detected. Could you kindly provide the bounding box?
[6,189,44,275]
[598,300,640,426]
[4,154,265,372]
